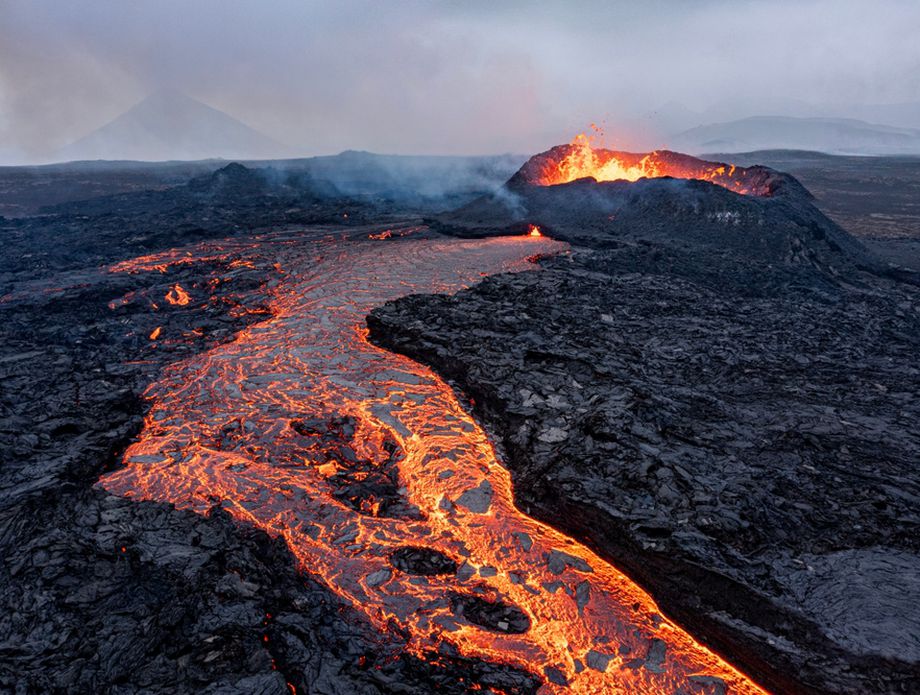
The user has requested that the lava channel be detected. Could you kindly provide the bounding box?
[100,229,768,694]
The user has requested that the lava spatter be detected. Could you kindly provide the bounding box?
[100,229,768,694]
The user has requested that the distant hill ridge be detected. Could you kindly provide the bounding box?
[670,115,920,155]
[55,90,293,162]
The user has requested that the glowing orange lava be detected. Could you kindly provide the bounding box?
[528,224,543,237]
[165,283,191,305]
[525,133,767,196]
[100,228,768,694]
[148,326,161,340]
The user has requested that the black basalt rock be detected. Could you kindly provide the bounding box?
[367,224,920,693]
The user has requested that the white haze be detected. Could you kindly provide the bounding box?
[1,0,918,163]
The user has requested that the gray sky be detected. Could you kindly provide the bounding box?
[1,0,919,161]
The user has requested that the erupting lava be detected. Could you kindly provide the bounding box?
[521,133,773,196]
[528,224,543,237]
[100,228,767,694]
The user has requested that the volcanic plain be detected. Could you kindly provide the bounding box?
[2,149,918,694]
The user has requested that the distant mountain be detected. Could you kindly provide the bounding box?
[54,90,293,163]
[669,116,920,155]
[843,102,920,130]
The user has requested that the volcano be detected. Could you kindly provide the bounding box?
[433,135,886,291]
[509,134,791,196]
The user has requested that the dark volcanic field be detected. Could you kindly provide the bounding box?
[0,166,538,694]
[369,249,920,693]
[719,151,920,276]
[2,152,920,694]
[717,151,920,241]
[369,157,920,693]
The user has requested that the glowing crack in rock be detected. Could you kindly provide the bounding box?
[165,283,191,305]
[100,228,767,694]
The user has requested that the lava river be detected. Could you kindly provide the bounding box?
[100,228,767,694]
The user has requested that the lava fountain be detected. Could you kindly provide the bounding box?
[100,227,767,694]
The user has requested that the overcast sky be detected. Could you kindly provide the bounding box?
[1,0,919,161]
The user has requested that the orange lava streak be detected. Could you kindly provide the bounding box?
[528,224,542,237]
[100,231,768,694]
[165,284,191,306]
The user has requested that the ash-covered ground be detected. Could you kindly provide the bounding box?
[368,153,920,693]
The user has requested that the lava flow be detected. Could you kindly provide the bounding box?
[521,133,771,196]
[100,229,767,694]
[165,283,191,305]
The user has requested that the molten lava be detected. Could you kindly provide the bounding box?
[100,228,767,694]
[165,283,191,306]
[528,224,543,237]
[522,133,772,196]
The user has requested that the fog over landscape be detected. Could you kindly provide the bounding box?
[1,0,919,163]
